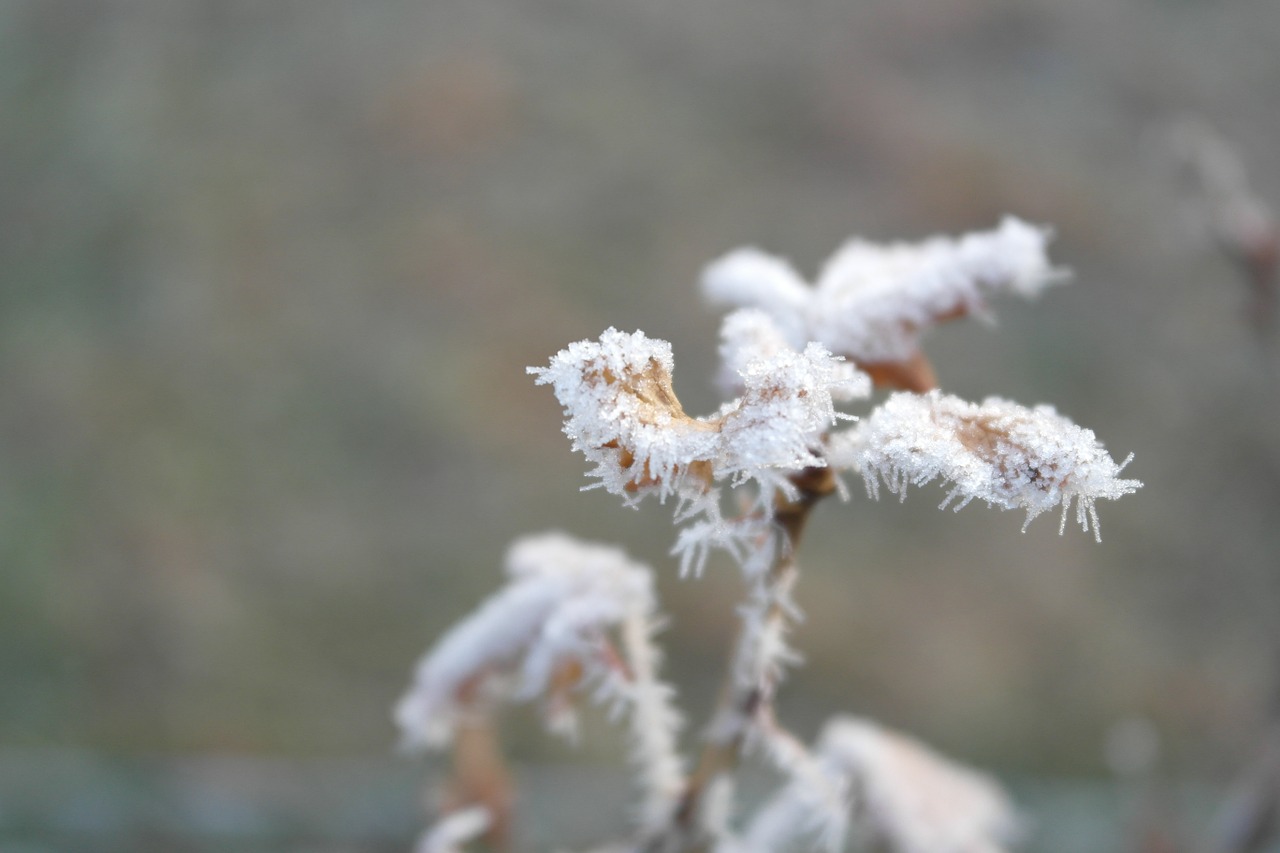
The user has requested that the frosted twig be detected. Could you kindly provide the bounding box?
[395,533,659,749]
[660,467,838,852]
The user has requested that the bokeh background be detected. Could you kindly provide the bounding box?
[4,1,1280,851]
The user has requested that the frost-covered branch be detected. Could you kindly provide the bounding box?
[529,326,866,588]
[397,533,688,845]
[395,533,661,749]
[663,467,838,852]
[747,709,852,853]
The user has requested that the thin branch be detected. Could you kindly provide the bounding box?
[441,719,515,852]
[652,466,837,852]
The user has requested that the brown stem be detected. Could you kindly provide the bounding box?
[655,466,837,852]
[858,349,940,393]
[442,719,515,852]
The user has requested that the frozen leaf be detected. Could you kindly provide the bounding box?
[856,391,1142,541]
[530,329,859,506]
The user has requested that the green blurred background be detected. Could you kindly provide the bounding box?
[3,1,1280,850]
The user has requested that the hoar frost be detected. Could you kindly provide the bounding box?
[854,391,1142,541]
[396,532,658,749]
[528,327,865,504]
[702,218,1063,366]
[396,533,685,832]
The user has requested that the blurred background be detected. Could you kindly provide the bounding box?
[3,1,1280,851]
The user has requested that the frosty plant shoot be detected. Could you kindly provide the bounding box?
[397,218,1142,853]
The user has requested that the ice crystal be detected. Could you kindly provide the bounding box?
[669,491,786,580]
[719,341,859,476]
[855,391,1142,541]
[395,532,656,749]
[702,218,1062,366]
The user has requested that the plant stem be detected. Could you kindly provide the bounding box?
[446,719,515,852]
[656,466,837,852]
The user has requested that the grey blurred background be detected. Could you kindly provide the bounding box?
[3,1,1280,851]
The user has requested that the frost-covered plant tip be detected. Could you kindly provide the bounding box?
[397,219,1142,853]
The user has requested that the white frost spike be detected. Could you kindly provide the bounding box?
[395,532,655,750]
[416,807,491,853]
[745,717,1018,853]
[530,329,859,508]
[619,612,687,831]
[730,573,802,695]
[856,391,1142,541]
[702,218,1063,365]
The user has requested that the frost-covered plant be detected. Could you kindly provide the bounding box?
[396,532,663,749]
[398,533,684,833]
[397,219,1142,853]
